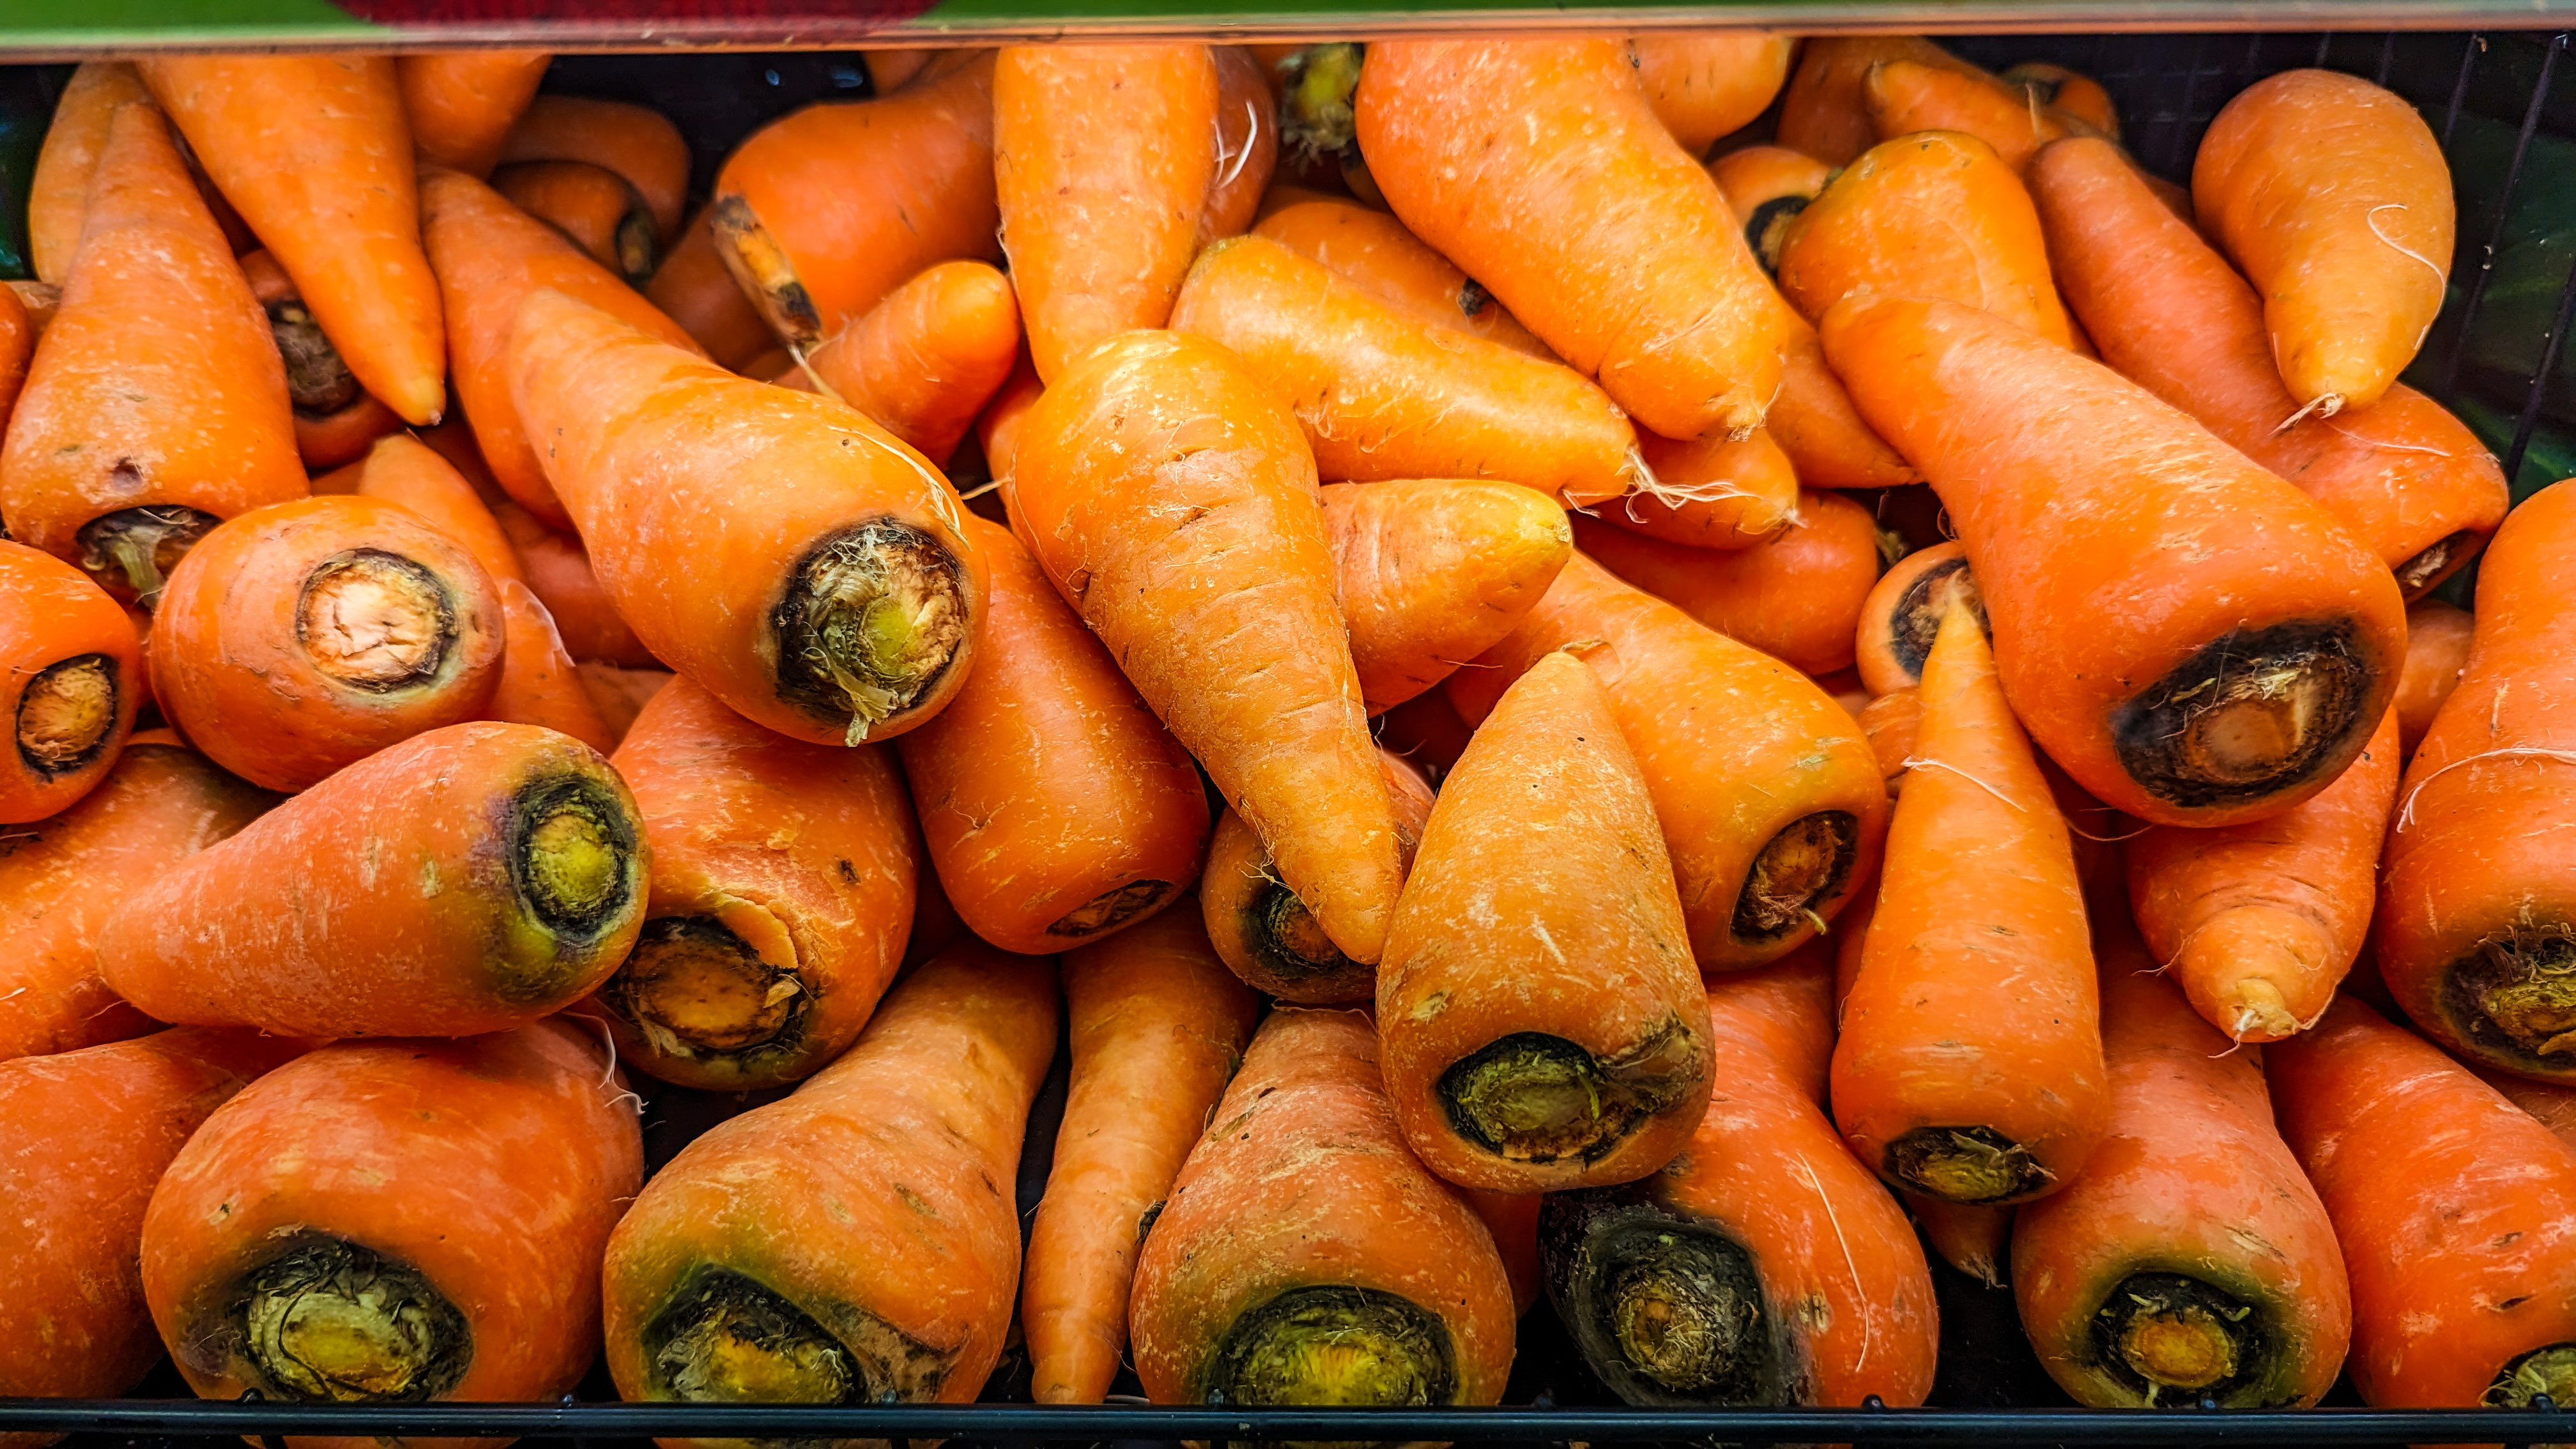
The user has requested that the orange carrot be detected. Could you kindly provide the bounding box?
[1708,143,1832,271]
[496,93,688,240]
[1198,747,1431,1007]
[1854,540,1979,697]
[493,158,658,284]
[1006,330,1401,965]
[864,49,934,93]
[1630,33,1795,156]
[1768,309,1922,489]
[1357,38,1789,440]
[974,346,1043,482]
[1574,488,1885,677]
[493,500,661,668]
[1595,426,1803,549]
[1324,477,1572,712]
[2002,61,2119,138]
[0,542,141,825]
[1775,36,1969,165]
[5,281,55,341]
[576,663,671,745]
[793,259,1022,466]
[1196,47,1280,248]
[1859,687,1922,796]
[894,515,1209,954]
[397,50,549,178]
[27,61,151,285]
[1252,196,1551,357]
[2395,597,2474,759]
[1863,59,2097,174]
[1024,908,1259,1404]
[1919,1199,2012,1288]
[1820,292,2407,828]
[351,429,523,583]
[647,203,776,371]
[2478,1066,2576,1151]
[234,248,406,471]
[1466,1189,1544,1317]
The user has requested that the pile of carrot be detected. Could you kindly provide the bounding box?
[2,26,2573,1437]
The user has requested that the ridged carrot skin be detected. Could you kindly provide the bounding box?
[1252,197,1550,356]
[0,542,142,824]
[792,259,1022,468]
[398,50,549,178]
[27,61,151,286]
[2395,597,2474,759]
[1574,489,1883,677]
[1323,478,1572,714]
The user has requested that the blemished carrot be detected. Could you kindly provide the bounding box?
[141,1022,641,1416]
[2270,997,2576,1411]
[1573,489,1884,677]
[1131,1006,1519,1412]
[1445,553,1889,972]
[647,204,776,371]
[27,61,151,284]
[1025,908,1259,1404]
[1863,59,2096,174]
[1859,687,1922,796]
[1820,292,2407,828]
[1380,651,1713,1191]
[1919,1199,2012,1288]
[2012,923,2350,1408]
[894,515,1208,954]
[1597,426,1802,550]
[1200,748,1432,1004]
[1831,597,2106,1205]
[2377,479,2576,1082]
[792,259,1022,467]
[1776,36,1970,165]
[2395,597,2475,758]
[2032,135,2507,599]
[2002,61,2119,137]
[496,93,688,240]
[1196,47,1280,249]
[974,347,1044,482]
[1631,33,1795,157]
[1781,130,2076,349]
[423,166,709,528]
[234,249,406,471]
[1543,947,1940,1407]
[1252,197,1551,357]
[1170,234,1643,506]
[0,1027,305,1431]
[98,721,647,1038]
[493,500,661,668]
[0,543,142,824]
[397,50,549,178]
[493,158,658,284]
[2195,70,2453,417]
[2124,707,2399,1043]
[0,103,304,606]
[1006,330,1402,965]
[604,942,1055,1417]
[1357,38,1789,440]
[1323,478,1573,713]
[141,56,446,426]
[1708,144,1832,272]
[2478,1066,2576,1151]
[509,288,987,746]
[576,663,671,745]
[1854,540,1980,697]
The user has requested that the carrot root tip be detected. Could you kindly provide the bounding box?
[1537,1195,1782,1406]
[1886,1124,2050,1205]
[2089,1271,2260,1405]
[777,520,970,745]
[1206,1283,1456,1411]
[2393,528,2480,599]
[603,914,810,1062]
[298,549,460,692]
[267,298,364,417]
[712,194,825,348]
[15,652,119,778]
[1437,1020,1703,1164]
[233,1233,471,1404]
[1278,45,1364,167]
[2112,620,2374,813]
[2486,1342,2576,1410]
[2455,928,2576,1064]
[1046,878,1174,940]
[1731,810,1860,944]
[76,505,222,607]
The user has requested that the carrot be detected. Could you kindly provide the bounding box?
[28,62,153,285]
[1820,292,2407,828]
[1854,540,1981,697]
[493,158,658,284]
[1594,427,1802,550]
[1859,688,1922,796]
[1252,196,1550,357]
[397,50,549,178]
[1197,47,1280,249]
[496,93,687,240]
[1708,143,1832,272]
[1377,689,1475,783]
[1919,1199,2012,1288]
[1324,477,1573,713]
[1573,489,1884,677]
[1542,945,1940,1407]
[2011,921,2350,1407]
[863,49,933,93]
[509,288,986,746]
[793,259,1022,467]
[423,166,708,528]
[141,56,445,426]
[0,103,304,606]
[1862,59,2095,174]
[234,248,405,471]
[141,1021,641,1416]
[1201,747,1434,1004]
[494,502,661,668]
[2194,70,2453,417]
[2478,1066,2576,1151]
[2396,597,2475,759]
[1357,38,1789,440]
[894,514,1208,954]
[1781,130,2076,349]
[0,542,142,824]
[0,281,26,449]
[1025,908,1259,1404]
[1776,36,1969,166]
[974,346,1043,482]
[713,55,999,347]
[1131,1004,1519,1412]
[2032,135,2507,598]
[2377,479,2576,1082]
[0,1027,305,1430]
[1770,310,1922,490]
[2002,61,2119,137]
[98,721,645,1038]
[350,430,521,583]
[647,203,776,371]
[1445,553,1888,971]
[1006,330,1401,965]
[1830,595,2106,1204]
[2270,996,2576,1411]
[576,663,671,744]
[602,941,1054,1416]
[1631,33,1795,157]
[1380,650,1713,1190]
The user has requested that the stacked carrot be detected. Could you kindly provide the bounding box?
[0,26,2571,1439]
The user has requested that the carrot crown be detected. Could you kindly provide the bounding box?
[231,1232,472,1403]
[641,1262,951,1405]
[1540,1192,1787,1406]
[1202,1284,1457,1409]
[17,652,120,779]
[776,519,972,746]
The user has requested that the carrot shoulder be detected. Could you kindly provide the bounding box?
[398,50,550,178]
[1630,33,1793,156]
[1854,540,1979,697]
[1252,197,1549,356]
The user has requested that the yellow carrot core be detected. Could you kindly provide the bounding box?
[1211,1285,1455,1412]
[1549,1200,1781,1406]
[1278,43,1364,164]
[608,916,809,1061]
[75,505,220,606]
[15,653,115,775]
[1439,1020,1702,1163]
[267,298,362,416]
[1887,1125,2051,1204]
[237,1237,470,1403]
[2115,622,2370,811]
[2464,931,2576,1060]
[2487,1343,2576,1409]
[504,772,642,992]
[1048,878,1174,939]
[711,194,824,346]
[2395,529,2476,599]
[2092,1272,2259,1405]
[298,551,457,691]
[1731,810,1858,942]
[782,521,970,745]
[648,1266,953,1406]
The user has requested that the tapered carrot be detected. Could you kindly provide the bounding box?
[493,158,657,284]
[1131,1006,1519,1411]
[1574,489,1883,677]
[1324,477,1572,713]
[351,430,520,583]
[1543,947,1940,1407]
[27,61,151,285]
[141,1022,640,1420]
[1709,144,1832,271]
[1357,38,1788,440]
[2195,70,2453,416]
[141,56,445,425]
[1864,59,2096,173]
[0,542,142,825]
[1632,33,1794,156]
[2032,135,2506,597]
[1832,596,2106,1204]
[1597,426,1802,549]
[647,204,775,371]
[792,259,1022,466]
[576,663,671,745]
[1919,1200,2012,1288]
[398,50,549,178]
[1025,908,1259,1404]
[1196,46,1280,249]
[424,166,708,528]
[1446,553,1888,971]
[1252,197,1550,356]
[1820,293,2406,828]
[99,721,647,1038]
[1006,330,1400,965]
[1854,540,1979,697]
[493,500,661,668]
[496,93,687,240]
[895,515,1208,954]
[1381,651,1712,1191]
[509,288,986,746]
[712,55,999,347]
[604,943,1055,1420]
[2377,479,2576,1082]
[2012,923,2349,1407]
[1776,36,1970,165]
[0,103,304,606]
[1768,309,1921,489]
[2396,597,2474,759]
[2003,61,2119,137]
[2271,997,2576,1411]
